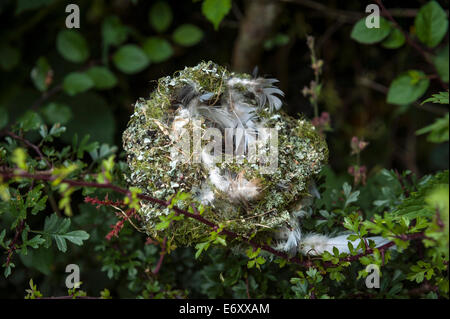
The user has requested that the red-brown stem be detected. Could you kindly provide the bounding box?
[2,130,52,168]
[152,237,167,275]
[5,220,25,266]
[0,169,427,269]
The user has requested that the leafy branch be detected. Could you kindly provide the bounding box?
[0,168,428,270]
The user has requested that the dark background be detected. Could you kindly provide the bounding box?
[0,0,448,298]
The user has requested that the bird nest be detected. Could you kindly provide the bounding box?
[122,61,328,249]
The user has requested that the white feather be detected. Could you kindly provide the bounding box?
[299,233,391,256]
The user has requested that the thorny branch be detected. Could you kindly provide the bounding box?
[0,169,430,270]
[5,220,25,267]
[1,130,52,168]
[152,237,167,275]
[280,0,427,22]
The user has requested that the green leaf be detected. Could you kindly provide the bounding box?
[350,17,391,44]
[63,230,90,246]
[0,44,20,71]
[0,107,8,129]
[20,247,53,275]
[4,263,14,278]
[264,33,290,50]
[142,37,173,63]
[30,57,52,92]
[41,103,72,125]
[113,45,150,74]
[414,1,449,48]
[387,70,430,105]
[202,0,231,30]
[149,1,173,33]
[41,214,89,252]
[61,93,115,145]
[172,24,204,47]
[63,72,95,96]
[416,113,449,143]
[25,235,45,249]
[422,91,449,105]
[433,44,449,83]
[85,66,118,90]
[19,111,43,132]
[56,30,90,63]
[102,16,128,47]
[381,28,405,49]
[195,241,210,259]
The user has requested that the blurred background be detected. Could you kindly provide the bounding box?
[0,0,448,298]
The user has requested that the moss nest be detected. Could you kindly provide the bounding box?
[123,61,328,247]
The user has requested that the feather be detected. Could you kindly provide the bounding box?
[299,233,392,256]
[226,77,285,113]
[199,92,215,103]
[177,81,199,106]
[208,168,261,203]
[274,220,302,256]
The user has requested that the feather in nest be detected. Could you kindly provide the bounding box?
[173,75,284,156]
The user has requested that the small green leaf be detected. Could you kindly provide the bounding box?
[102,16,128,47]
[63,72,95,96]
[195,241,210,259]
[387,70,430,105]
[416,113,449,143]
[414,1,449,48]
[350,17,391,44]
[149,1,173,33]
[12,148,27,170]
[85,66,118,90]
[41,103,72,125]
[63,230,90,246]
[19,111,43,132]
[41,214,89,252]
[172,24,204,47]
[56,30,90,63]
[433,44,449,83]
[202,0,231,30]
[113,45,150,74]
[264,33,290,50]
[381,28,405,49]
[421,91,449,105]
[142,37,173,63]
[30,57,52,92]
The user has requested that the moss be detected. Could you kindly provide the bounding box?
[123,61,328,247]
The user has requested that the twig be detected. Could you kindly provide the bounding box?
[245,276,251,299]
[279,0,423,22]
[5,220,25,267]
[375,0,448,90]
[0,169,429,269]
[152,237,167,275]
[323,232,426,268]
[1,130,52,168]
[359,77,448,116]
[30,84,62,111]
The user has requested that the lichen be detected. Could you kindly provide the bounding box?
[122,61,328,247]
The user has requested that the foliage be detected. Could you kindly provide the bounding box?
[0,0,448,299]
